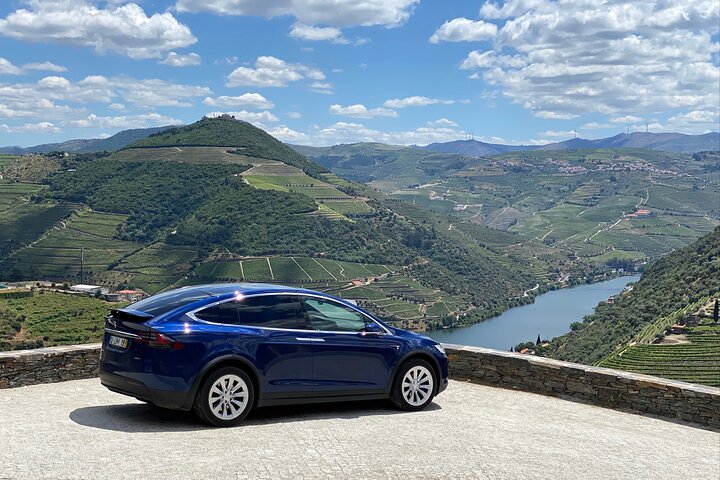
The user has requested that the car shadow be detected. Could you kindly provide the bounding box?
[69,400,441,433]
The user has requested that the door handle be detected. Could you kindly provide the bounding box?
[295,337,325,342]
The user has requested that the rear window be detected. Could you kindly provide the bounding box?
[128,288,211,317]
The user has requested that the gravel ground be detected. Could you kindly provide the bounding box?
[0,379,718,479]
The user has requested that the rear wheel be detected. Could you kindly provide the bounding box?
[391,359,436,411]
[194,367,254,427]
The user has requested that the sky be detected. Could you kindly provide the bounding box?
[0,0,718,147]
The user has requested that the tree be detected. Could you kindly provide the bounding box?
[714,299,719,324]
[536,334,541,345]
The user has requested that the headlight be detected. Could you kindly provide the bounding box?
[433,344,446,355]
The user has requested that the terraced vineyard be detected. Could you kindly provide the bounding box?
[0,181,77,252]
[241,161,372,220]
[194,256,396,283]
[11,211,139,280]
[108,242,199,294]
[599,330,720,387]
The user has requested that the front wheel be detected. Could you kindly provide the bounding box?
[391,359,436,411]
[194,367,254,427]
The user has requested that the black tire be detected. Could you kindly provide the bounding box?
[193,367,255,427]
[390,358,437,411]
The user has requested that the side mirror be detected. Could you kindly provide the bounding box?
[361,322,384,336]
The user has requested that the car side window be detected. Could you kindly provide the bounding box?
[301,297,368,332]
[194,301,240,324]
[194,295,307,329]
[236,295,307,330]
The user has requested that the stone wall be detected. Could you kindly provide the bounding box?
[1,343,719,428]
[444,344,720,429]
[0,344,100,388]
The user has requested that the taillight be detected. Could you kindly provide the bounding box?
[136,330,184,349]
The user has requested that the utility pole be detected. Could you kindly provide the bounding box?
[646,122,649,133]
[80,246,84,284]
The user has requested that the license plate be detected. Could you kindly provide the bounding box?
[109,335,129,349]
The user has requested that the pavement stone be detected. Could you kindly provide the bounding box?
[0,379,718,479]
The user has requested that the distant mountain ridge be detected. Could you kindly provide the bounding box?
[424,132,720,156]
[4,128,717,157]
[0,126,175,155]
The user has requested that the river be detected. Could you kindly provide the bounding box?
[426,274,641,350]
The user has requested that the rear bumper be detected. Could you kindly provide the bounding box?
[100,370,192,411]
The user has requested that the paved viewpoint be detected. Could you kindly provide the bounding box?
[1,379,718,480]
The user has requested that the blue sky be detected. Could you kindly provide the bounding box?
[0,0,718,147]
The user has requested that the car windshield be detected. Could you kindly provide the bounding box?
[128,288,211,317]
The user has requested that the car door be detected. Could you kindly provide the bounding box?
[196,294,315,400]
[298,295,402,396]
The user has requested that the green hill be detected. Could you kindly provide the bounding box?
[130,115,325,176]
[0,116,538,337]
[545,227,720,374]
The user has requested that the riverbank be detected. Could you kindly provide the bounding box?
[426,274,641,351]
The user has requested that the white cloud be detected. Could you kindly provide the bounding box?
[22,61,67,72]
[460,0,720,127]
[305,121,467,146]
[268,125,310,143]
[0,75,210,124]
[539,130,576,138]
[429,18,497,43]
[227,56,325,87]
[205,110,279,127]
[65,113,182,129]
[329,104,397,118]
[286,111,303,119]
[78,75,211,107]
[290,23,348,43]
[383,96,454,108]
[309,81,333,94]
[1,121,59,133]
[0,1,196,59]
[1,58,68,75]
[203,93,274,109]
[175,0,419,27]
[427,118,458,127]
[663,109,720,133]
[582,122,614,130]
[0,57,23,75]
[610,115,643,124]
[160,52,202,67]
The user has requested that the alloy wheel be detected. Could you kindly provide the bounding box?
[401,365,434,407]
[208,374,249,420]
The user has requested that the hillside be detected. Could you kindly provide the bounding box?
[0,126,174,155]
[423,139,533,157]
[0,116,537,336]
[421,132,720,156]
[538,132,720,154]
[129,115,325,176]
[544,227,720,371]
[297,143,720,272]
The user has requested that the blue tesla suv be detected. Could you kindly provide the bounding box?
[100,283,449,426]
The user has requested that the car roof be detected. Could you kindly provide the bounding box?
[178,283,322,297]
[126,283,339,318]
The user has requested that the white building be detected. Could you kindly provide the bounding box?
[70,284,108,296]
